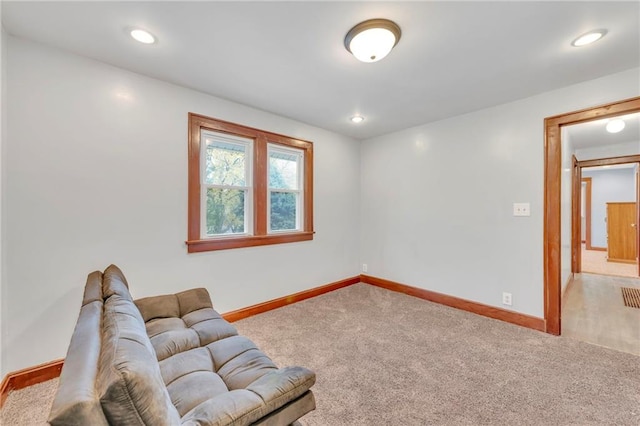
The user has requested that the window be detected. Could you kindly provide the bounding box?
[187,113,313,252]
[268,145,303,233]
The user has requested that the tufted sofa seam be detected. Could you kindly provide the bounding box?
[149,327,200,342]
[147,323,190,339]
[176,294,183,319]
[184,313,222,328]
[207,346,255,373]
[147,327,192,342]
[246,388,266,404]
[120,336,152,347]
[163,367,223,388]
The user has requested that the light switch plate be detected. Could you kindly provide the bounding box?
[513,203,530,217]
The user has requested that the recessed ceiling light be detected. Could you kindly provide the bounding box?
[350,115,365,123]
[606,119,625,133]
[130,29,156,44]
[571,29,607,47]
[345,19,401,63]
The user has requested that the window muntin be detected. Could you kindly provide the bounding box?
[268,145,303,232]
[201,132,252,238]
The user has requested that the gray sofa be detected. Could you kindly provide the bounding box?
[48,265,316,425]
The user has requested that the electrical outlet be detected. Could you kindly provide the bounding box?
[362,264,368,273]
[502,292,512,306]
[513,203,531,217]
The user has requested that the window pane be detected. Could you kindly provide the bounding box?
[205,140,246,186]
[270,191,297,231]
[269,151,299,190]
[206,188,246,235]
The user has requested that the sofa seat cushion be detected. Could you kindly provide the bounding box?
[136,289,237,361]
[158,335,316,425]
[160,347,229,416]
[206,336,278,390]
[180,369,316,426]
[181,390,264,426]
[146,318,201,362]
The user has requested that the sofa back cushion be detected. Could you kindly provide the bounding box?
[102,264,132,301]
[135,288,213,323]
[97,293,181,425]
[135,293,181,322]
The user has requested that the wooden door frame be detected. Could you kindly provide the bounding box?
[637,167,640,276]
[544,96,640,336]
[571,156,581,273]
[581,177,593,249]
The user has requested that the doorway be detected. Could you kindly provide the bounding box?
[559,113,640,355]
[543,96,640,336]
[577,161,639,278]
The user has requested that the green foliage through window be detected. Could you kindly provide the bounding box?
[270,192,297,230]
[205,141,246,186]
[206,188,245,235]
[202,136,250,236]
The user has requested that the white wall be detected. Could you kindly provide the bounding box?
[3,36,361,373]
[560,128,575,294]
[582,167,637,248]
[0,12,5,378]
[3,33,640,375]
[360,67,640,318]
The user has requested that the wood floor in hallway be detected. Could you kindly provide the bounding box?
[562,273,640,356]
[581,244,638,278]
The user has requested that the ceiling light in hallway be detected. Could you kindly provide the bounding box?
[605,119,625,133]
[350,115,365,123]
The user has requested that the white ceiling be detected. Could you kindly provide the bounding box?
[566,112,640,149]
[2,1,639,140]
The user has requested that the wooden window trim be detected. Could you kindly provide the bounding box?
[187,113,314,252]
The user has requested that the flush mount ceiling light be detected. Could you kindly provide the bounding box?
[571,29,607,47]
[606,119,625,133]
[350,115,365,123]
[130,28,156,44]
[344,19,401,63]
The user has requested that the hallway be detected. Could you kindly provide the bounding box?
[563,273,640,355]
[581,244,638,278]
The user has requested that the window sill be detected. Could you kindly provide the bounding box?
[186,231,314,253]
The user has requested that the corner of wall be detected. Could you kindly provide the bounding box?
[0,17,7,378]
[0,17,7,379]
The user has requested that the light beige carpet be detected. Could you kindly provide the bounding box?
[2,283,640,425]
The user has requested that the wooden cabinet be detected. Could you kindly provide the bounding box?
[607,202,637,263]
